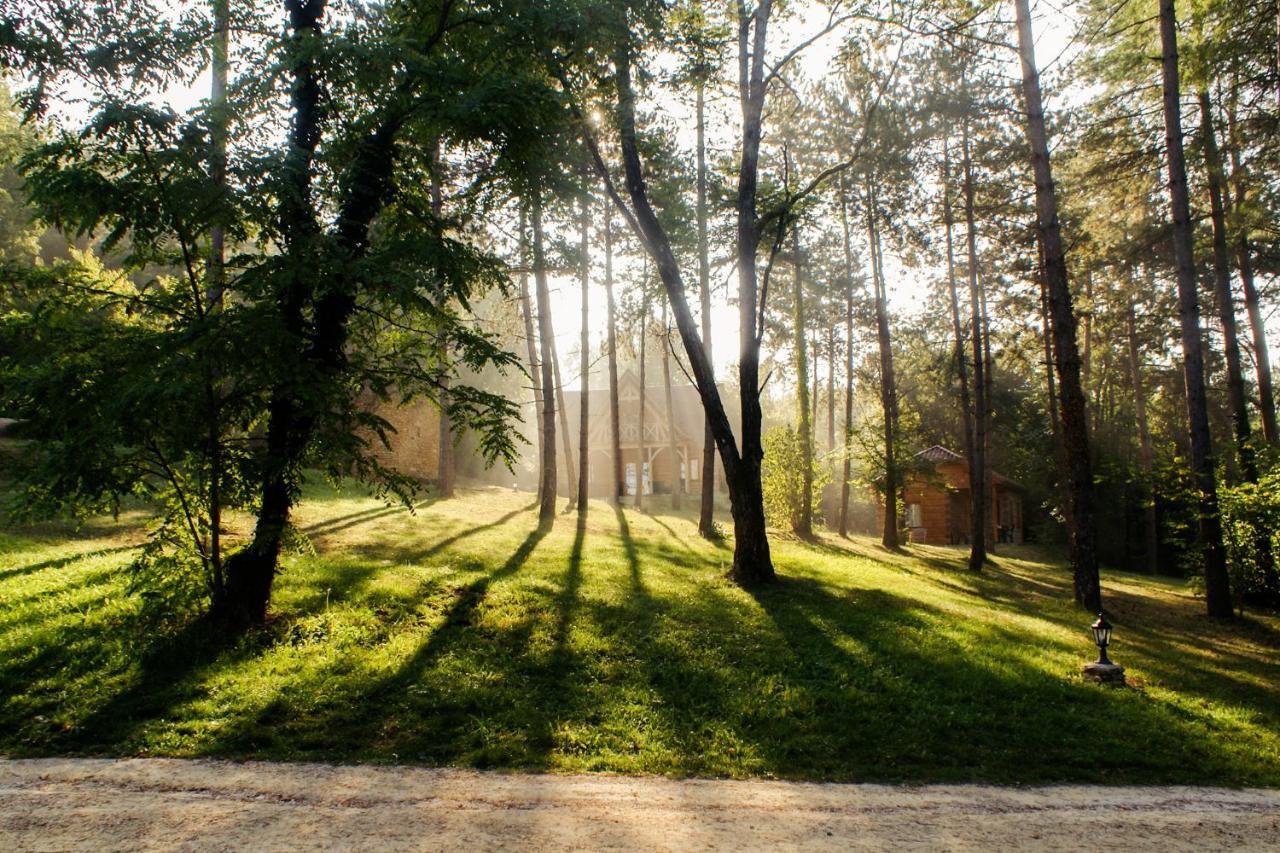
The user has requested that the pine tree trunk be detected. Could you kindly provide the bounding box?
[610,15,773,584]
[792,221,814,538]
[551,332,576,510]
[531,194,558,525]
[1039,264,1071,538]
[838,173,855,538]
[1158,0,1232,618]
[942,136,976,542]
[961,107,987,571]
[980,270,995,551]
[517,246,545,503]
[867,177,898,550]
[1201,89,1277,597]
[1199,90,1254,479]
[827,326,836,455]
[637,279,648,511]
[1015,0,1100,610]
[1224,104,1276,444]
[603,200,623,503]
[661,301,682,511]
[696,80,717,536]
[1126,301,1159,575]
[577,195,591,514]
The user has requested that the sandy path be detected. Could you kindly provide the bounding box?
[1,758,1277,851]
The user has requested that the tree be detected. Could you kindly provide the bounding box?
[1012,0,1101,610]
[1157,0,1232,618]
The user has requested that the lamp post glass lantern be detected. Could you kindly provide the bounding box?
[1090,612,1113,665]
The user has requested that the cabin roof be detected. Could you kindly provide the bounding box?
[913,445,1025,491]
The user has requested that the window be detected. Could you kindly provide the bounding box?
[906,503,923,528]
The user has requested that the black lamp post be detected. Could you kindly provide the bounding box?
[1090,612,1113,665]
[1083,610,1124,685]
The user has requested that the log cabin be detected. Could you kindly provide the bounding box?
[900,445,1025,545]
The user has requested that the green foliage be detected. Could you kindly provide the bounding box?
[1219,455,1280,605]
[762,424,828,534]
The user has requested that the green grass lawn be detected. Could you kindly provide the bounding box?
[2,484,1278,784]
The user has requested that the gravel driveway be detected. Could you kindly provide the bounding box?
[2,758,1277,851]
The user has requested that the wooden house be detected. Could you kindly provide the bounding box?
[562,369,732,499]
[900,445,1025,545]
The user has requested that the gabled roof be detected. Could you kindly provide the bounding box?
[913,445,1026,491]
[916,445,965,464]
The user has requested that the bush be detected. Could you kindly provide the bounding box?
[1220,461,1280,608]
[762,424,828,534]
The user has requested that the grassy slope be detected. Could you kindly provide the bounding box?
[1,485,1278,784]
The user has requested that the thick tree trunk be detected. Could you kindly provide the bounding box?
[792,222,814,538]
[942,136,976,530]
[1015,0,1100,610]
[867,177,898,550]
[1126,300,1159,575]
[696,80,717,536]
[531,195,558,525]
[1157,0,1232,618]
[225,0,406,624]
[661,301,682,510]
[838,174,855,538]
[603,201,623,503]
[960,109,987,571]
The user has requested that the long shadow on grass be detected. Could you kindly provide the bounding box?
[747,569,1269,783]
[213,524,551,760]
[0,544,138,582]
[39,614,259,754]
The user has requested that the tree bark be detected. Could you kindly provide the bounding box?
[827,326,836,455]
[1157,0,1232,618]
[960,105,987,571]
[551,322,576,510]
[1039,262,1071,538]
[517,218,546,503]
[603,199,623,503]
[792,217,814,538]
[866,176,898,550]
[696,80,717,535]
[608,21,773,583]
[1015,0,1100,610]
[661,301,682,510]
[577,194,591,514]
[1126,299,1159,575]
[838,173,855,538]
[942,135,976,537]
[636,276,648,511]
[531,194,558,525]
[1199,89,1254,481]
[431,139,455,499]
[223,0,407,624]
